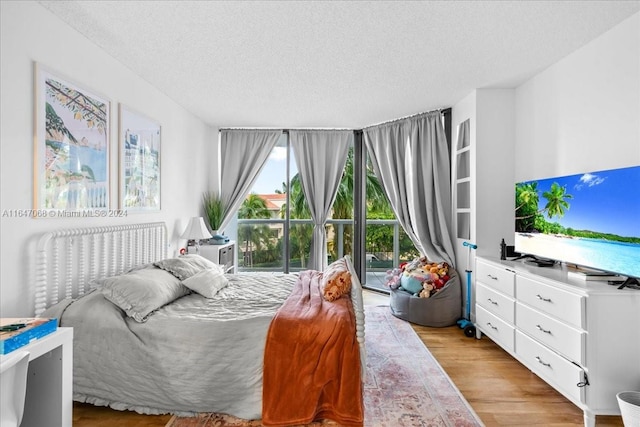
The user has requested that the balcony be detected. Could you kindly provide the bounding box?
[236,218,419,293]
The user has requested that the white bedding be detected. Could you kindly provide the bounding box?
[43,272,298,418]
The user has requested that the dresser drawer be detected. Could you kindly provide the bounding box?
[516,276,584,328]
[477,283,515,323]
[476,261,515,297]
[516,302,585,365]
[477,305,515,352]
[515,331,585,404]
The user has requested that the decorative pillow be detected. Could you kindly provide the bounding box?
[98,267,190,322]
[182,268,229,298]
[154,254,222,281]
[322,257,352,302]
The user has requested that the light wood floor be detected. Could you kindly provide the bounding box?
[73,291,623,427]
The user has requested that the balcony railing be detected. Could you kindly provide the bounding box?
[236,218,417,276]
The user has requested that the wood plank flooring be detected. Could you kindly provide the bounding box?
[412,323,623,427]
[72,295,623,426]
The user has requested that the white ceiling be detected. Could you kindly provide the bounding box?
[39,1,640,129]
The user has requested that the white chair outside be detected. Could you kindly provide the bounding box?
[0,350,30,427]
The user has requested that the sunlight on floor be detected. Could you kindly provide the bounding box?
[363,289,389,306]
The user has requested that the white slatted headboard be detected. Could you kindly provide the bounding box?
[344,255,366,381]
[35,222,167,316]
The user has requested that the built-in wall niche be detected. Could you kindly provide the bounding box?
[454,119,471,240]
[457,212,470,240]
[456,180,470,209]
[456,150,470,179]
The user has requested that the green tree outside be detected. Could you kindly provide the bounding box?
[238,147,421,270]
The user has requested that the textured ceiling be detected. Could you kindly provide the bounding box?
[38,1,640,129]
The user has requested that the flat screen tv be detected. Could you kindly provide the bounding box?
[514,165,640,288]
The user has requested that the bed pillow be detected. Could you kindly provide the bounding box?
[98,267,190,322]
[322,257,352,302]
[154,254,222,281]
[181,268,229,298]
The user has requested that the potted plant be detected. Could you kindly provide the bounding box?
[202,192,226,243]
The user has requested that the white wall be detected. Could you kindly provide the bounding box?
[451,11,639,260]
[451,12,639,320]
[515,12,640,180]
[0,2,217,316]
[451,89,515,262]
[475,89,516,257]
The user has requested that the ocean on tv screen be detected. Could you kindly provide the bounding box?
[515,165,640,279]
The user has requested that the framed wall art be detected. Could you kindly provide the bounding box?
[34,63,110,212]
[119,105,161,212]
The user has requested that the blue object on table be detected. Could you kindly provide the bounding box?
[210,234,229,245]
[1,318,58,354]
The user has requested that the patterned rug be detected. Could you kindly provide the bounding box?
[166,305,483,427]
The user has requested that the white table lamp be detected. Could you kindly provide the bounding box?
[181,217,212,253]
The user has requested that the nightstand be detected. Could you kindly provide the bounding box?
[198,241,236,274]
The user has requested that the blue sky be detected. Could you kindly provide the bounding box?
[250,146,298,194]
[521,165,640,238]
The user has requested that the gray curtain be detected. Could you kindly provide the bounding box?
[290,130,352,271]
[218,129,281,232]
[363,111,456,266]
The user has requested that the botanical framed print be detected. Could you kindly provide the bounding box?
[119,105,161,211]
[34,63,110,212]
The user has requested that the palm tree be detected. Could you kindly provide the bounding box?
[279,175,312,268]
[238,194,271,267]
[286,149,389,261]
[515,182,540,232]
[335,151,389,257]
[515,181,573,233]
[515,182,539,216]
[543,182,572,219]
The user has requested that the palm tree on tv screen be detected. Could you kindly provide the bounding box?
[515,181,572,233]
[543,182,573,219]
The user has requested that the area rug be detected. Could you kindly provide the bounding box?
[166,305,483,427]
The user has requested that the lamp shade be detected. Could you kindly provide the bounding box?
[181,217,213,241]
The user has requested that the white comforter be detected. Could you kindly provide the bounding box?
[43,273,297,418]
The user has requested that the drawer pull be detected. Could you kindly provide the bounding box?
[487,274,498,280]
[535,356,551,368]
[486,322,498,331]
[536,324,552,334]
[536,294,552,303]
[487,298,498,305]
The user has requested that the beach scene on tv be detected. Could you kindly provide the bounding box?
[514,165,640,279]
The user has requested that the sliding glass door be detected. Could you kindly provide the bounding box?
[236,133,292,272]
[234,130,419,287]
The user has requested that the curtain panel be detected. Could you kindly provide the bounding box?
[290,130,352,271]
[363,111,456,266]
[218,129,281,233]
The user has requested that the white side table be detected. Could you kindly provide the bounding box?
[199,241,236,273]
[19,327,73,427]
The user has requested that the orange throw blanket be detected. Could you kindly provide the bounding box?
[262,270,363,427]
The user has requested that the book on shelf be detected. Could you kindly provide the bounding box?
[567,270,622,281]
[0,317,58,355]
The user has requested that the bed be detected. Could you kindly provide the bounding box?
[35,222,365,426]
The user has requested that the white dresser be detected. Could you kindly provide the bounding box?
[475,257,640,427]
